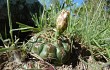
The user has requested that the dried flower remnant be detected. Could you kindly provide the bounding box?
[56,10,70,34]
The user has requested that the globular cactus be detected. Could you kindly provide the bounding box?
[27,10,71,64]
[27,31,71,64]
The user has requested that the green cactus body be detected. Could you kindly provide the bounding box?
[53,40,66,64]
[39,44,49,59]
[62,43,69,52]
[31,43,44,55]
[39,43,56,60]
[56,47,66,64]
[60,36,70,52]
[27,30,71,64]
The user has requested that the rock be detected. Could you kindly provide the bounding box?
[0,0,43,40]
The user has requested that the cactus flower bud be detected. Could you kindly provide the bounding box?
[56,10,70,34]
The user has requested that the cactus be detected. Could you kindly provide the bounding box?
[27,30,71,64]
[27,9,71,64]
